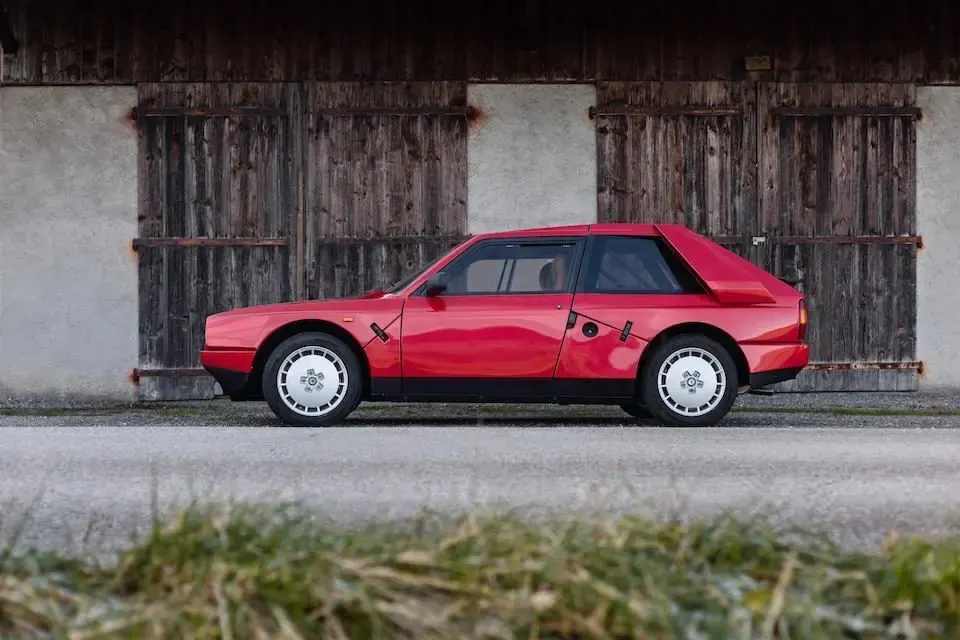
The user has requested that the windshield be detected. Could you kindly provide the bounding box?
[384,242,463,294]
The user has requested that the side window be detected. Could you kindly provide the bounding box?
[581,236,702,294]
[440,240,580,295]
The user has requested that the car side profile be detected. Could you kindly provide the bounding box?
[200,223,809,427]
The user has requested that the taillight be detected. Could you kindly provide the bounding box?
[798,299,808,341]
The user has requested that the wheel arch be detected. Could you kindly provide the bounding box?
[250,320,372,399]
[636,322,750,387]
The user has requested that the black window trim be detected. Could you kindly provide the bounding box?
[573,234,704,295]
[412,235,587,297]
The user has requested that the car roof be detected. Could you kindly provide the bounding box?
[476,223,661,239]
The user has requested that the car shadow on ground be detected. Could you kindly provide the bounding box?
[4,400,960,428]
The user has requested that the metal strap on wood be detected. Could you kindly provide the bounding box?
[132,238,289,248]
[772,106,921,118]
[133,106,287,118]
[590,104,742,118]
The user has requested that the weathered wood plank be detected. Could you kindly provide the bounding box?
[758,82,919,386]
[137,246,291,367]
[136,82,296,240]
[4,0,960,84]
[302,81,468,299]
[136,83,296,399]
[772,243,917,366]
[760,83,917,238]
[595,81,756,249]
[311,237,465,300]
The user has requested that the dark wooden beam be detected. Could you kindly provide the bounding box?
[772,106,922,118]
[133,106,286,118]
[0,3,19,55]
[132,237,289,248]
[590,105,742,118]
[775,235,923,248]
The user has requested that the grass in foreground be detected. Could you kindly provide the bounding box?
[2,505,960,638]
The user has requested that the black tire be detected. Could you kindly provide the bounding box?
[640,334,738,427]
[261,331,364,426]
[619,401,652,419]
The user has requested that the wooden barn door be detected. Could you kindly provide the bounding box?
[133,83,298,400]
[302,82,469,300]
[757,83,920,391]
[593,81,760,263]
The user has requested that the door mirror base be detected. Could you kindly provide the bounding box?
[423,273,448,296]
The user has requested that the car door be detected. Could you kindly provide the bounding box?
[555,233,705,385]
[400,237,584,394]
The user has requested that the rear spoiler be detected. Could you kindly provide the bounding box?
[654,224,778,305]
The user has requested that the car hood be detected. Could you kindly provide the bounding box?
[211,290,395,318]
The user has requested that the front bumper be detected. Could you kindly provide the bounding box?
[200,349,256,397]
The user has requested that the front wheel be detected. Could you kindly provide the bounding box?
[262,332,363,426]
[640,334,738,427]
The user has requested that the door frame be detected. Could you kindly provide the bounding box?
[397,234,589,399]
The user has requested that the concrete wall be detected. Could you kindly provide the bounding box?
[466,84,597,233]
[0,86,138,406]
[917,87,960,389]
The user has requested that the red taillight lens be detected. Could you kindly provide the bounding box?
[798,299,808,341]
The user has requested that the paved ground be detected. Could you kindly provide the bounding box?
[2,393,960,557]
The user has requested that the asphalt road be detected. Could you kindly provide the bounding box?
[3,406,960,555]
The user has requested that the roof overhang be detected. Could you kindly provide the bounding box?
[0,3,19,55]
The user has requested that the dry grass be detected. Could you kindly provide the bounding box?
[1,503,959,638]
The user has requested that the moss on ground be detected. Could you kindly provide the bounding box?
[1,503,959,638]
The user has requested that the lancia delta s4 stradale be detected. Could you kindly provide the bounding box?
[200,224,809,427]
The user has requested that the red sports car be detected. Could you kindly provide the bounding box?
[200,223,809,427]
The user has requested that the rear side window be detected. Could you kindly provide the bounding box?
[579,236,702,294]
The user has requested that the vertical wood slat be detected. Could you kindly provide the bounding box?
[594,81,757,261]
[759,82,918,391]
[136,83,296,399]
[302,81,468,300]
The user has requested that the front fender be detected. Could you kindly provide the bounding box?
[204,298,405,352]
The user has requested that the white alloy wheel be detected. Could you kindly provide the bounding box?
[656,346,726,417]
[276,345,349,417]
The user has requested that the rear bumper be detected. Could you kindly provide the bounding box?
[200,349,256,397]
[742,343,810,388]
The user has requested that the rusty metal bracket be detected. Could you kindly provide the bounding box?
[132,237,289,249]
[774,235,923,249]
[772,106,922,119]
[132,106,286,118]
[590,104,742,119]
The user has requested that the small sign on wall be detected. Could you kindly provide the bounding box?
[744,56,772,72]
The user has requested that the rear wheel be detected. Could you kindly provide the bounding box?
[640,334,737,427]
[262,332,363,426]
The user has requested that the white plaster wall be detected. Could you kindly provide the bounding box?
[0,86,139,405]
[467,84,597,233]
[917,87,960,389]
